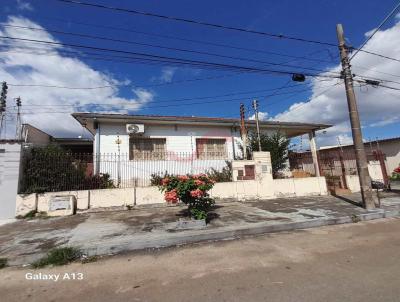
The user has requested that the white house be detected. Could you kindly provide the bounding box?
[72,113,330,186]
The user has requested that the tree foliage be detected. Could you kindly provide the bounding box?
[19,145,114,194]
[247,131,290,175]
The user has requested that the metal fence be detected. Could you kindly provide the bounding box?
[18,149,233,193]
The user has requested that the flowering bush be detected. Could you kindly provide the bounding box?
[157,174,216,220]
[391,165,400,181]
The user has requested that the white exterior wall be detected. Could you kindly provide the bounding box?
[95,122,243,186]
[0,143,21,219]
[379,140,400,174]
[97,122,241,156]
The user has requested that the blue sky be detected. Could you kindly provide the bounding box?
[1,0,399,146]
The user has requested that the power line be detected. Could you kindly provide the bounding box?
[1,24,341,75]
[36,16,339,65]
[350,1,400,60]
[54,0,400,64]
[16,84,318,110]
[0,35,343,79]
[4,38,400,84]
[8,81,336,114]
[56,0,337,47]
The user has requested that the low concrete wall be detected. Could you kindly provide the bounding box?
[15,177,328,216]
[89,188,134,209]
[210,177,327,201]
[15,193,37,216]
[346,175,361,192]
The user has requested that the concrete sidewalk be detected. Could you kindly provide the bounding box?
[1,192,400,266]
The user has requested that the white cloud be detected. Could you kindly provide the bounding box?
[274,20,400,147]
[364,28,377,38]
[0,16,154,138]
[16,0,33,11]
[249,111,268,121]
[152,66,177,83]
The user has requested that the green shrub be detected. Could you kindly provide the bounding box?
[150,171,171,186]
[32,247,82,268]
[206,161,232,182]
[391,165,400,181]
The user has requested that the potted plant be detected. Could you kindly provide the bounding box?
[157,174,216,221]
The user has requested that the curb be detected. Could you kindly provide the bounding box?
[6,208,400,267]
[80,208,400,258]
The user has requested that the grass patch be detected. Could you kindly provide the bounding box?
[0,258,8,269]
[16,210,50,220]
[31,247,82,268]
[351,214,361,223]
[81,255,99,264]
[16,210,37,219]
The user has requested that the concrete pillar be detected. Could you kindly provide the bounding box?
[308,131,321,177]
[94,122,100,174]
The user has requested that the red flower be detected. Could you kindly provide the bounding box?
[161,178,170,186]
[164,189,178,203]
[190,189,204,198]
[394,167,400,173]
[194,179,205,186]
[178,175,189,181]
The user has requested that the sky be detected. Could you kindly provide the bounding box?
[0,0,399,148]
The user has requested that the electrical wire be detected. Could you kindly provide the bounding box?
[55,0,337,47]
[54,0,400,64]
[350,1,400,60]
[0,35,343,79]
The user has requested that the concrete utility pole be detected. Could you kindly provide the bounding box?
[0,82,8,139]
[252,99,262,152]
[336,24,375,209]
[240,103,248,159]
[15,97,22,140]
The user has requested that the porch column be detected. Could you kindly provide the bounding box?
[308,130,321,177]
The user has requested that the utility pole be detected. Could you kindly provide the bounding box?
[15,97,22,140]
[0,82,8,139]
[252,99,262,152]
[336,24,375,209]
[240,103,248,159]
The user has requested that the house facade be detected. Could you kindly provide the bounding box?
[73,113,330,186]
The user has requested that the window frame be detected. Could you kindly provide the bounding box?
[129,136,167,160]
[196,138,227,159]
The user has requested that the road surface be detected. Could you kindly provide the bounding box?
[1,218,400,302]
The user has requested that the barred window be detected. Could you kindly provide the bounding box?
[129,137,166,160]
[196,138,227,159]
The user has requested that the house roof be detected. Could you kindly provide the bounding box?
[72,112,332,138]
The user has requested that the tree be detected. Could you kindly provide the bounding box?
[247,131,290,176]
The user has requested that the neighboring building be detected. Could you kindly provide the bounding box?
[21,124,52,146]
[319,137,400,175]
[72,112,331,186]
[21,123,93,154]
